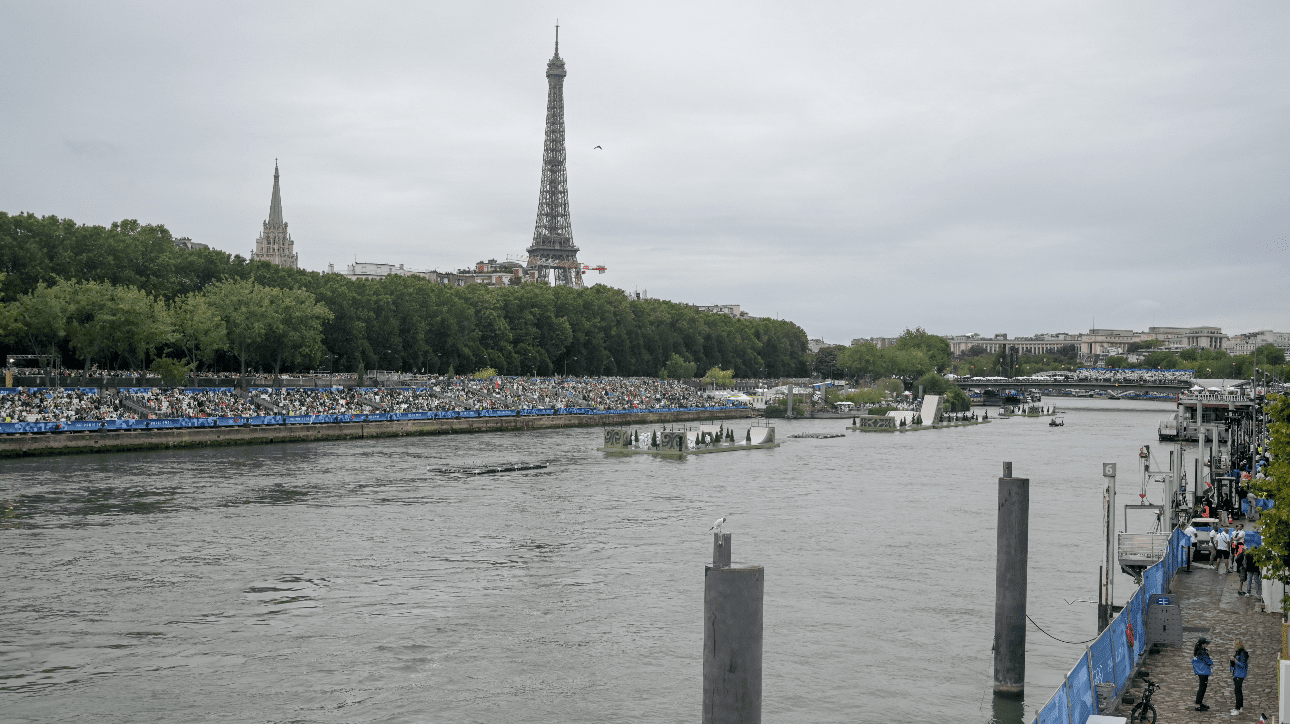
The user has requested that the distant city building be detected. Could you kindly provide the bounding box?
[694,304,756,319]
[339,262,425,281]
[1143,326,1227,351]
[329,258,540,287]
[172,236,208,251]
[938,327,1226,362]
[944,333,1080,357]
[1227,330,1290,356]
[808,339,843,353]
[250,161,299,269]
[850,337,898,348]
[1079,327,1226,358]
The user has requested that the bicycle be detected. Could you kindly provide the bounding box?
[1129,678,1159,723]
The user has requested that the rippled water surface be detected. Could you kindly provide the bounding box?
[0,399,1172,722]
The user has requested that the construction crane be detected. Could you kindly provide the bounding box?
[506,254,607,287]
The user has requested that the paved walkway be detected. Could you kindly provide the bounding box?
[1123,563,1280,722]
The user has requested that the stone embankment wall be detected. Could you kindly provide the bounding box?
[0,409,756,458]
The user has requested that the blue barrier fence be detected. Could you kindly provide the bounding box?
[0,406,748,434]
[1034,527,1192,724]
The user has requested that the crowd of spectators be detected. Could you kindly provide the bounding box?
[264,376,719,414]
[1,389,136,422]
[1,376,736,423]
[128,389,261,418]
[1071,368,1193,384]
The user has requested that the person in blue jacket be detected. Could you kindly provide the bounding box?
[1193,637,1213,711]
[1230,640,1249,716]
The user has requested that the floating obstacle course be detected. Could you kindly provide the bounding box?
[788,432,846,439]
[1000,403,1058,418]
[429,462,550,475]
[598,422,778,456]
[846,393,991,432]
[847,416,990,433]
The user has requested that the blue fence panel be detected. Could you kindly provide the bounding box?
[1089,628,1116,688]
[1130,588,1146,660]
[1067,651,1095,724]
[0,422,46,433]
[216,417,247,426]
[1248,532,1262,547]
[248,416,282,425]
[1174,528,1190,577]
[1110,613,1130,690]
[59,421,104,431]
[1143,562,1164,597]
[1035,682,1069,724]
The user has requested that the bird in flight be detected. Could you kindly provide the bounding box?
[593,145,602,150]
[709,516,727,535]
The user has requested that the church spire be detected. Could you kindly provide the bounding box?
[251,159,298,269]
[268,160,283,227]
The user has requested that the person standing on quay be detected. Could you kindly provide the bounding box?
[1215,527,1232,573]
[1229,639,1249,716]
[1193,637,1213,711]
[1247,554,1262,599]
[1184,523,1197,572]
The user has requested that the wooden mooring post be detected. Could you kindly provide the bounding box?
[993,461,1029,698]
[703,532,763,724]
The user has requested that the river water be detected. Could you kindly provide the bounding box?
[0,398,1174,723]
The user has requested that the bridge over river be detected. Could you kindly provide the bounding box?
[958,378,1190,395]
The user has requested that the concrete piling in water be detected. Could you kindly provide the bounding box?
[704,533,762,724]
[993,461,1029,698]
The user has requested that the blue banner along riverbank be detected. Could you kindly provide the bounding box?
[0,406,755,458]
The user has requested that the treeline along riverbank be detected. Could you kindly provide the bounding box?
[0,406,755,458]
[0,213,811,379]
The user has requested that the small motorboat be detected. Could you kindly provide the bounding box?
[1048,417,1065,427]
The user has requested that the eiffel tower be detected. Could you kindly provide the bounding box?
[526,25,581,288]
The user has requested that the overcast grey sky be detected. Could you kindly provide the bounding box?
[3,2,1288,342]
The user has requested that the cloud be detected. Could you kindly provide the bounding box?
[63,138,118,157]
[2,1,1288,341]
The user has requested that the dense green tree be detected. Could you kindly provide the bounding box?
[171,293,228,370]
[1257,344,1286,366]
[895,327,951,373]
[3,282,69,365]
[63,280,119,373]
[660,353,697,379]
[703,366,735,388]
[204,279,270,375]
[1252,394,1290,609]
[111,286,173,371]
[0,211,813,377]
[813,347,840,378]
[258,287,333,375]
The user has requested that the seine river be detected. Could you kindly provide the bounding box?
[0,398,1174,722]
